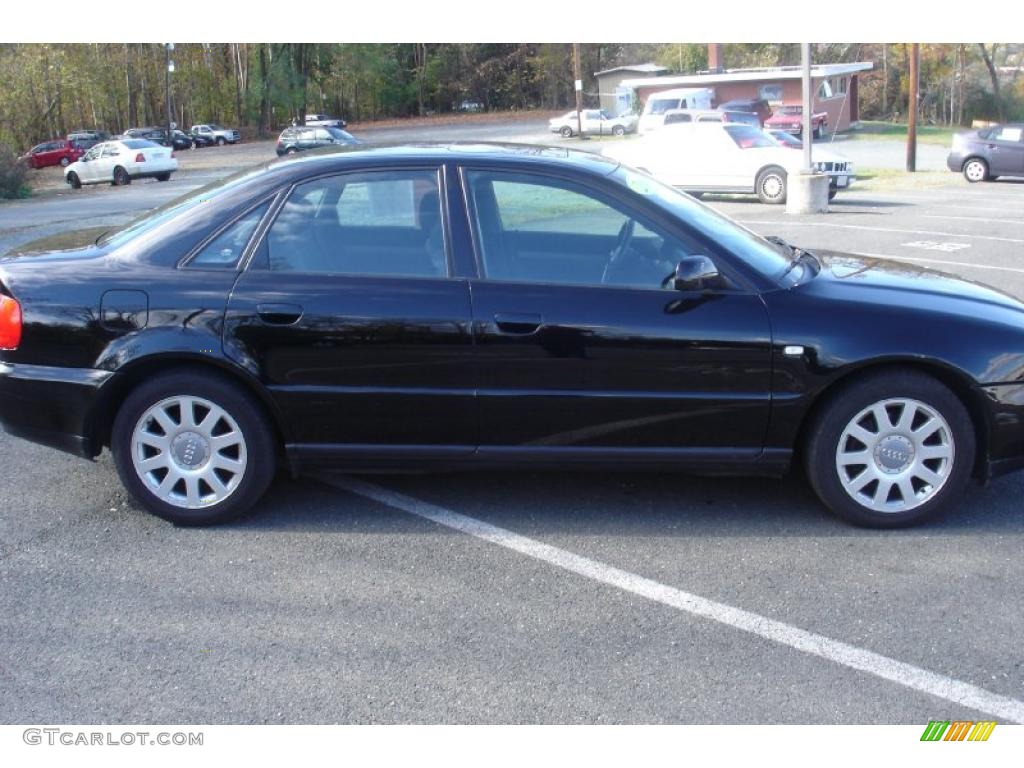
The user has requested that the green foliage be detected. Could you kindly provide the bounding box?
[0,142,29,200]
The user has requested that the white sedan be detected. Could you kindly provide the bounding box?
[550,109,638,138]
[64,139,178,189]
[603,122,853,204]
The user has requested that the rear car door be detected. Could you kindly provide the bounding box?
[223,166,477,461]
[459,167,772,457]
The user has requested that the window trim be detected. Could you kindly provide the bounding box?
[243,165,455,280]
[457,165,754,294]
[178,193,283,271]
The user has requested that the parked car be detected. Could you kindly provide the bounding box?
[22,139,84,169]
[458,100,484,112]
[603,123,853,202]
[764,129,856,191]
[276,126,361,156]
[2,143,1021,528]
[638,87,715,133]
[123,127,195,150]
[63,139,177,188]
[946,123,1024,182]
[189,131,216,148]
[67,130,110,149]
[662,108,761,128]
[549,109,638,138]
[300,114,347,129]
[765,105,829,138]
[190,124,241,145]
[717,98,773,126]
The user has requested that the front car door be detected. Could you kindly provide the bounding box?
[985,125,1024,174]
[459,166,772,460]
[78,144,105,183]
[223,165,477,463]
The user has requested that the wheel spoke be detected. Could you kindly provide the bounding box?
[873,479,894,505]
[137,432,170,452]
[848,468,877,494]
[837,450,870,467]
[212,455,245,474]
[895,402,917,432]
[156,468,180,498]
[918,444,952,461]
[912,417,939,440]
[152,408,178,436]
[211,432,242,451]
[871,403,893,431]
[184,476,202,507]
[137,455,169,473]
[897,477,918,504]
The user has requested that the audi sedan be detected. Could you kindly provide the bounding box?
[2,144,1024,528]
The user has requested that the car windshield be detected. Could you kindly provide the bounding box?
[97,166,270,249]
[647,98,680,116]
[609,165,792,281]
[326,127,356,141]
[725,126,778,149]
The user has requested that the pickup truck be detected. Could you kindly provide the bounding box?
[189,124,241,146]
[299,114,347,129]
[764,105,829,139]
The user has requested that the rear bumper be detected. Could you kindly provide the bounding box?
[946,151,966,172]
[0,362,113,459]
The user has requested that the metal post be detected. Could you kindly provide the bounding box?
[573,43,584,139]
[907,43,919,172]
[801,42,813,172]
[165,43,174,148]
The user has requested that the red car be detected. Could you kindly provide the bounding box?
[23,139,85,169]
[765,105,829,139]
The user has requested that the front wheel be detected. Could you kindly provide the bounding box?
[756,167,787,204]
[59,157,71,167]
[155,173,171,182]
[216,136,226,146]
[828,189,838,201]
[804,370,974,527]
[111,370,276,526]
[66,172,81,189]
[963,158,989,183]
[612,125,625,136]
[112,166,131,186]
[560,126,573,138]
[813,123,824,139]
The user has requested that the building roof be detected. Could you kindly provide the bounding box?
[594,63,669,78]
[620,61,873,89]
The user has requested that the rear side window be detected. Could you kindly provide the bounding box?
[188,201,272,268]
[265,170,446,277]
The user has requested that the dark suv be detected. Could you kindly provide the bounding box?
[276,126,360,156]
[717,98,772,126]
[947,123,1024,182]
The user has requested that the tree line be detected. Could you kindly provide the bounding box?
[0,42,1021,153]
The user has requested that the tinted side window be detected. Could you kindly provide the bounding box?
[189,200,272,268]
[266,170,446,277]
[465,170,708,290]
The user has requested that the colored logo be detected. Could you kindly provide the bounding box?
[920,720,996,741]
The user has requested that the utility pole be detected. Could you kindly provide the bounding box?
[573,43,584,138]
[907,42,919,172]
[801,42,813,172]
[165,43,174,148]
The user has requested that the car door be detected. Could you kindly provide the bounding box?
[78,144,104,182]
[460,167,772,457]
[985,125,1024,174]
[37,142,60,167]
[223,166,477,459]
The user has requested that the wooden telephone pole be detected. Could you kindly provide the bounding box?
[573,43,583,138]
[907,43,919,172]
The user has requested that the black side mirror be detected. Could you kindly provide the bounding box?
[673,256,720,292]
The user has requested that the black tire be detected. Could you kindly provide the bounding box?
[804,370,975,528]
[59,157,71,167]
[190,140,197,150]
[216,136,226,146]
[560,126,573,138]
[813,123,824,140]
[962,157,989,183]
[156,173,171,182]
[755,166,787,204]
[112,166,131,186]
[828,189,838,201]
[66,172,81,190]
[285,147,299,155]
[111,369,277,526]
[612,125,625,136]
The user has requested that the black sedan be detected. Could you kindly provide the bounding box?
[947,123,1024,182]
[2,144,1024,528]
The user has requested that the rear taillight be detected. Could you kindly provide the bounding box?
[135,152,145,162]
[0,294,22,350]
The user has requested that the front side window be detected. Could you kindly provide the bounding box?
[464,170,712,290]
[265,170,446,277]
[189,200,272,268]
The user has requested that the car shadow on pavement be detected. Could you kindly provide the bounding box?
[227,470,1024,538]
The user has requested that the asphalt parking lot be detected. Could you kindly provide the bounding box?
[1,129,1023,725]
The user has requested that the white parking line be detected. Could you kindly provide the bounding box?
[326,475,1024,723]
[849,251,1024,275]
[737,220,1024,244]
[921,214,1024,225]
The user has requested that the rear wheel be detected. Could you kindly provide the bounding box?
[59,157,70,167]
[156,173,171,182]
[216,136,227,146]
[813,123,824,139]
[112,166,131,186]
[755,166,787,204]
[804,370,974,527]
[828,189,838,201]
[963,157,989,183]
[111,370,276,526]
[560,126,573,138]
[66,172,81,190]
[612,125,626,136]
[285,147,299,155]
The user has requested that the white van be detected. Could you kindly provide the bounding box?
[638,88,715,133]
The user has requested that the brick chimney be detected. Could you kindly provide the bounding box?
[708,44,725,73]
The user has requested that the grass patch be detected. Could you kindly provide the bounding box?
[845,121,958,146]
